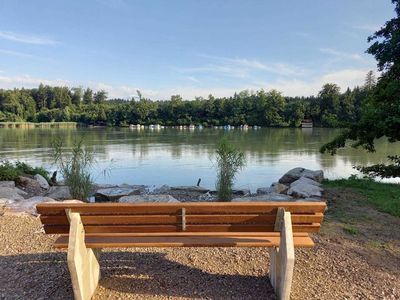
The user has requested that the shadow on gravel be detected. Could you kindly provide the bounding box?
[0,251,276,299]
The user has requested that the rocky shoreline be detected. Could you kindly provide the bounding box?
[0,167,325,216]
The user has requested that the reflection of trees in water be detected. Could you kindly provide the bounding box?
[0,128,399,171]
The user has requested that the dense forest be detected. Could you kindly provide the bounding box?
[0,72,376,127]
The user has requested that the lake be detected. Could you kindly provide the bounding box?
[0,127,398,192]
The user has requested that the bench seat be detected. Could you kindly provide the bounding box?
[54,232,315,248]
[37,201,326,300]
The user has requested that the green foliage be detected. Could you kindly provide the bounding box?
[0,83,371,128]
[0,161,20,181]
[355,155,400,178]
[0,160,50,182]
[323,177,400,217]
[321,0,400,157]
[342,225,358,235]
[52,138,94,201]
[215,138,246,201]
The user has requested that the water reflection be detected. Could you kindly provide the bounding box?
[0,127,398,191]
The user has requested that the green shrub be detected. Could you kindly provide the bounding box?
[215,137,246,201]
[0,161,20,181]
[52,138,94,201]
[0,160,50,182]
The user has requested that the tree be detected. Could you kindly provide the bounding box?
[321,0,400,177]
[83,88,93,105]
[94,90,107,104]
[71,87,82,106]
[364,70,376,90]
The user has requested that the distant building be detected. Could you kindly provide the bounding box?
[301,119,313,128]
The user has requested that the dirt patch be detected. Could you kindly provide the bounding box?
[0,187,399,299]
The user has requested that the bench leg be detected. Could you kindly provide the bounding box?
[67,212,101,300]
[268,211,295,300]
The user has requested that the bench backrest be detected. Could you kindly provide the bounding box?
[37,202,326,235]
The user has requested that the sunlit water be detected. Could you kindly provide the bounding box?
[0,127,399,192]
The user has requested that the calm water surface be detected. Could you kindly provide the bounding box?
[0,127,399,191]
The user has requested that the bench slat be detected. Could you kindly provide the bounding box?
[40,213,323,226]
[53,234,315,248]
[43,223,320,234]
[37,202,326,215]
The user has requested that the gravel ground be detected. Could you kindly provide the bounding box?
[0,188,399,300]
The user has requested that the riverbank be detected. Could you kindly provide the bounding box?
[0,183,399,299]
[0,122,78,128]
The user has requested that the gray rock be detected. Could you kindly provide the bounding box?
[232,193,294,202]
[232,188,251,196]
[95,187,141,202]
[8,196,56,216]
[279,167,324,184]
[257,182,288,195]
[0,181,15,188]
[287,182,323,198]
[170,186,209,193]
[45,186,72,200]
[17,176,41,189]
[34,174,50,190]
[0,187,24,201]
[153,185,171,193]
[119,194,179,203]
[290,177,321,188]
[302,169,324,183]
[278,167,305,184]
[256,187,273,195]
[15,187,28,196]
[198,192,216,201]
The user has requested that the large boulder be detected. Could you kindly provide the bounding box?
[0,181,15,188]
[0,187,24,201]
[290,177,321,187]
[279,168,324,184]
[95,187,141,202]
[232,193,293,202]
[8,196,56,215]
[45,186,72,200]
[119,194,179,203]
[287,182,323,198]
[170,186,209,193]
[34,174,50,190]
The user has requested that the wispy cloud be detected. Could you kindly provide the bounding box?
[0,74,70,87]
[353,24,381,32]
[319,48,364,61]
[0,30,58,45]
[175,54,306,81]
[0,48,35,58]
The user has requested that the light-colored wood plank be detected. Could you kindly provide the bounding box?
[66,211,100,300]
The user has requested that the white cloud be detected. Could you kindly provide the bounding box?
[0,67,371,100]
[353,24,381,32]
[0,31,58,45]
[0,74,70,87]
[319,48,364,61]
[176,54,306,79]
[0,48,35,58]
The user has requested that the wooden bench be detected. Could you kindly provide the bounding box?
[37,201,326,300]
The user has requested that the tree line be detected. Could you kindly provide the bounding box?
[0,74,376,127]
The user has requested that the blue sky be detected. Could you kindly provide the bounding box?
[0,0,395,99]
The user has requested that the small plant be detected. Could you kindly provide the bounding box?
[215,137,246,201]
[342,225,358,235]
[52,138,94,201]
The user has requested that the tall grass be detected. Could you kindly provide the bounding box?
[215,137,246,201]
[52,138,94,201]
